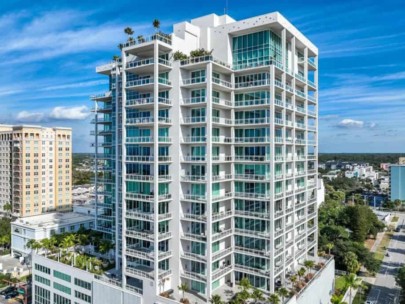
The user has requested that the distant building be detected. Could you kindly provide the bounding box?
[380,163,391,171]
[379,176,390,191]
[399,157,405,165]
[390,165,405,201]
[11,212,94,257]
[0,125,72,217]
[345,164,378,183]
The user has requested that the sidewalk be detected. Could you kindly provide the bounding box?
[370,231,384,253]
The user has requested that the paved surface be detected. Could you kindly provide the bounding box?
[367,213,405,304]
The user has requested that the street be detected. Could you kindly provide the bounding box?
[367,213,405,304]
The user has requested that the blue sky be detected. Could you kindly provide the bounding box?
[0,0,404,152]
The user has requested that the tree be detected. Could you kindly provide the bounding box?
[124,27,134,36]
[396,266,405,303]
[173,51,188,61]
[26,239,41,253]
[394,199,402,212]
[251,289,264,303]
[209,294,224,304]
[117,43,124,50]
[297,267,306,281]
[239,277,252,291]
[325,242,334,255]
[60,234,76,252]
[41,238,56,256]
[178,283,188,301]
[268,293,280,304]
[3,203,12,216]
[344,273,361,304]
[98,240,114,254]
[330,294,348,304]
[277,287,289,303]
[289,275,297,288]
[137,35,145,43]
[343,251,360,274]
[153,19,160,32]
[304,260,315,274]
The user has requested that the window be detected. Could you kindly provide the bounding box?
[53,293,71,304]
[53,282,71,295]
[54,270,71,283]
[35,285,50,304]
[74,291,91,303]
[35,263,50,275]
[35,275,50,286]
[74,278,91,290]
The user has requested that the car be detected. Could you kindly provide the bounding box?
[0,286,15,296]
[4,290,18,299]
[365,301,377,304]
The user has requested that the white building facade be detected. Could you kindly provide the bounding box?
[11,212,95,257]
[91,11,323,303]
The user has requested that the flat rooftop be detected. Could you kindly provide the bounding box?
[12,212,94,229]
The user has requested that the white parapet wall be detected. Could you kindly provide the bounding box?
[288,257,335,304]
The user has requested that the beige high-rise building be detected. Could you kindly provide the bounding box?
[0,125,72,217]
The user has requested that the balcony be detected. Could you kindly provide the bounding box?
[235,155,270,162]
[126,77,171,91]
[212,117,233,126]
[181,233,207,242]
[234,228,271,238]
[212,136,233,144]
[182,76,206,87]
[235,98,270,108]
[234,117,270,125]
[234,246,268,257]
[91,117,112,124]
[212,210,233,221]
[213,264,233,280]
[181,116,206,124]
[182,251,206,262]
[234,137,270,144]
[181,270,207,283]
[234,174,271,181]
[234,210,270,219]
[235,79,270,90]
[180,55,231,69]
[181,175,207,182]
[212,97,233,108]
[181,213,207,222]
[123,33,172,48]
[126,117,171,125]
[126,97,172,108]
[181,97,206,105]
[126,57,171,73]
[125,174,171,182]
[181,136,206,143]
[212,228,233,241]
[235,192,270,199]
[126,155,172,163]
[212,247,233,261]
[125,229,154,241]
[125,192,171,202]
[212,77,233,90]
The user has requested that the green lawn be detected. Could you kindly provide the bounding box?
[335,276,348,293]
[392,216,399,222]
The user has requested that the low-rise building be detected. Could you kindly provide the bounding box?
[380,163,391,171]
[11,212,95,257]
[345,164,378,183]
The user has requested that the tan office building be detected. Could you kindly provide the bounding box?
[0,125,72,217]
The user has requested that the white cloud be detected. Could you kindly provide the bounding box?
[16,111,45,122]
[49,106,90,120]
[337,119,364,128]
[15,106,90,123]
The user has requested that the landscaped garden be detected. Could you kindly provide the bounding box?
[27,228,115,275]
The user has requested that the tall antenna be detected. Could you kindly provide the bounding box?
[224,0,229,15]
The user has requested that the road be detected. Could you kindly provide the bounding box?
[367,213,405,304]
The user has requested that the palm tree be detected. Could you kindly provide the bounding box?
[26,239,41,253]
[330,294,348,304]
[304,260,315,274]
[238,289,251,304]
[325,242,334,255]
[178,283,188,301]
[297,267,306,281]
[209,294,224,304]
[251,289,264,303]
[124,27,134,36]
[344,273,362,303]
[117,43,124,50]
[98,240,114,255]
[137,35,145,43]
[153,19,160,32]
[41,238,56,256]
[60,234,76,253]
[268,293,280,304]
[289,275,297,288]
[277,287,289,303]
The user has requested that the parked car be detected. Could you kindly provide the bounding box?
[4,290,18,299]
[0,286,15,296]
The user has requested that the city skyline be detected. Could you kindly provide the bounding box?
[0,0,404,152]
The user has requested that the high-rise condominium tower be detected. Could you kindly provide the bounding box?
[0,125,72,217]
[93,11,318,302]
